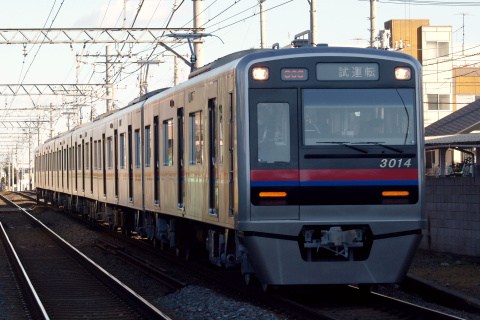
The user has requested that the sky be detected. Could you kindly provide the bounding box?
[1,0,480,162]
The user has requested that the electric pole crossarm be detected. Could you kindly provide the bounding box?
[0,28,204,44]
[0,84,104,97]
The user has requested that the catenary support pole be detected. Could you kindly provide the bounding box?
[106,45,114,112]
[260,0,267,49]
[370,0,377,48]
[193,0,205,69]
[310,0,317,47]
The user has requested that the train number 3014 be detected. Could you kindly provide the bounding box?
[380,158,412,168]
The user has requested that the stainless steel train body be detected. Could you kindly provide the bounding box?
[35,47,426,286]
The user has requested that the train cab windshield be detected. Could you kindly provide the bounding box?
[302,88,416,147]
[257,102,291,163]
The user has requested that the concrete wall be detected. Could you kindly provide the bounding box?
[421,177,480,257]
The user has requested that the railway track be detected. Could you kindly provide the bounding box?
[0,193,171,320]
[19,191,471,320]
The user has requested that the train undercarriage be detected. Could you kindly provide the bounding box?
[37,189,247,274]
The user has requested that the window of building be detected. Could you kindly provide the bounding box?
[426,150,435,169]
[163,119,174,166]
[425,41,450,60]
[189,111,203,165]
[119,133,125,169]
[145,125,151,167]
[427,94,451,111]
[135,129,141,168]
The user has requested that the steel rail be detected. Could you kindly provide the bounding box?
[0,193,172,320]
[0,221,50,320]
[350,285,466,320]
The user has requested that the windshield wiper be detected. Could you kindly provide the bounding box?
[317,141,368,153]
[353,142,403,153]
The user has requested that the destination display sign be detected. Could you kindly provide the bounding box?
[281,68,308,81]
[316,63,379,81]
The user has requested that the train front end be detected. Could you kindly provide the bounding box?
[236,47,426,286]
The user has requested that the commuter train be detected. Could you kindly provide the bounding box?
[35,47,426,287]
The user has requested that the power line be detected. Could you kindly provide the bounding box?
[360,0,480,6]
[209,0,293,34]
[6,0,66,117]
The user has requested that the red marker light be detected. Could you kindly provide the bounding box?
[281,68,308,81]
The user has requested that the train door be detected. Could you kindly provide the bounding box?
[114,129,118,198]
[90,137,93,194]
[62,147,65,189]
[75,144,78,191]
[102,134,106,197]
[228,93,234,218]
[154,116,160,204]
[208,98,219,216]
[128,125,133,201]
[177,108,185,209]
[82,140,85,192]
[249,89,299,220]
[66,146,69,190]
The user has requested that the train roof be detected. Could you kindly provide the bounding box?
[38,46,421,149]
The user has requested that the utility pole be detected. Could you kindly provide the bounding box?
[91,96,95,122]
[173,56,179,85]
[50,103,54,139]
[28,135,32,190]
[106,45,114,111]
[137,59,164,96]
[456,13,468,55]
[260,0,267,49]
[164,54,188,85]
[370,0,377,48]
[123,0,127,29]
[309,0,317,47]
[193,0,205,69]
[37,116,41,147]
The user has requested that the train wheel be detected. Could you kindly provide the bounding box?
[122,227,131,237]
[244,273,251,286]
[358,284,372,293]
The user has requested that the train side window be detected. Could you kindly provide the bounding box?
[257,103,290,163]
[120,133,125,169]
[218,103,223,165]
[97,140,102,170]
[94,141,97,170]
[135,129,141,168]
[163,119,174,166]
[77,144,82,171]
[188,111,203,165]
[85,142,90,170]
[107,137,113,169]
[145,125,151,167]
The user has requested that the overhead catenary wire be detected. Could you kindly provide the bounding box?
[4,0,66,143]
[359,0,480,6]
